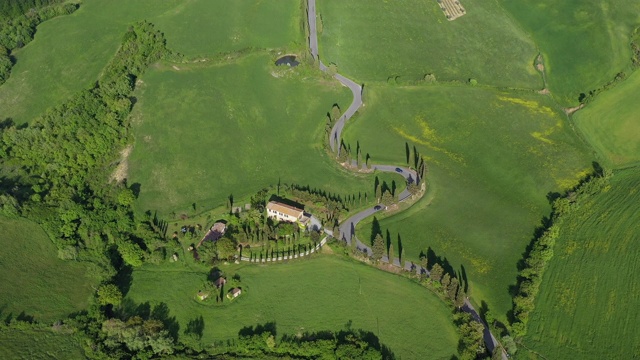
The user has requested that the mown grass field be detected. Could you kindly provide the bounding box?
[0,327,85,360]
[0,216,95,323]
[342,84,593,320]
[317,0,541,89]
[126,254,459,359]
[0,0,301,124]
[499,0,640,106]
[128,54,381,216]
[522,169,640,359]
[0,329,85,360]
[573,70,640,168]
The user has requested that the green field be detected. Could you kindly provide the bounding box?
[0,327,85,360]
[317,0,541,89]
[522,169,640,359]
[0,216,95,323]
[499,0,640,106]
[342,84,593,320]
[128,54,381,216]
[0,0,301,124]
[126,254,459,359]
[573,70,640,168]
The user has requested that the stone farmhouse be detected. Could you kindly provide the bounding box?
[266,200,310,227]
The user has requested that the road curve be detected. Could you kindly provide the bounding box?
[308,2,507,358]
[308,0,362,152]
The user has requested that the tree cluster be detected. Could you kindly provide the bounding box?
[631,26,640,68]
[1,22,175,277]
[510,170,611,337]
[0,0,62,20]
[453,312,486,360]
[288,183,347,221]
[220,326,392,360]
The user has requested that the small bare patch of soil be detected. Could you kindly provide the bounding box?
[378,262,403,274]
[321,245,334,254]
[564,104,585,115]
[536,63,545,72]
[538,88,550,95]
[172,65,180,71]
[111,145,132,183]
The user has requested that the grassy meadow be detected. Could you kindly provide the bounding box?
[0,327,85,359]
[317,0,541,89]
[499,0,640,106]
[573,70,640,168]
[128,54,380,216]
[342,84,593,320]
[0,0,302,124]
[0,216,95,323]
[522,169,640,359]
[126,254,459,359]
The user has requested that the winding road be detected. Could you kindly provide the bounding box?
[308,0,363,153]
[307,1,507,358]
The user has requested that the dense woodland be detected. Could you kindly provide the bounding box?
[0,0,62,19]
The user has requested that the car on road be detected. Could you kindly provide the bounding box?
[395,167,403,173]
[374,205,382,210]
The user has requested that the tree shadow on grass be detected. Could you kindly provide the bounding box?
[118,300,180,340]
[370,217,381,245]
[238,321,277,338]
[113,263,133,297]
[184,315,205,340]
[3,311,36,324]
[151,302,180,340]
[426,246,456,277]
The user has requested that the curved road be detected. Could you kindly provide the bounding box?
[307,1,506,358]
[308,0,362,152]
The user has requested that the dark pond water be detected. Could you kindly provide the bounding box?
[275,55,299,67]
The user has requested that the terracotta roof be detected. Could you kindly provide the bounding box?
[214,277,226,287]
[266,201,303,218]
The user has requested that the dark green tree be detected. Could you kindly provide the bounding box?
[216,237,238,261]
[97,284,122,306]
[447,277,460,300]
[441,273,451,290]
[430,263,444,282]
[372,234,385,261]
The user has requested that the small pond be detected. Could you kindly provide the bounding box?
[275,55,299,67]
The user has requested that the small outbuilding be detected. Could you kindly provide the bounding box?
[197,222,227,248]
[197,291,209,301]
[227,288,242,299]
[214,277,227,289]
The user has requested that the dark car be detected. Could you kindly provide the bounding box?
[374,205,382,210]
[395,167,403,173]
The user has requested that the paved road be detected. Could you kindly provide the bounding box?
[307,2,507,358]
[308,0,320,61]
[338,164,417,248]
[308,0,363,152]
[372,165,419,201]
[463,299,503,357]
[328,72,363,152]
